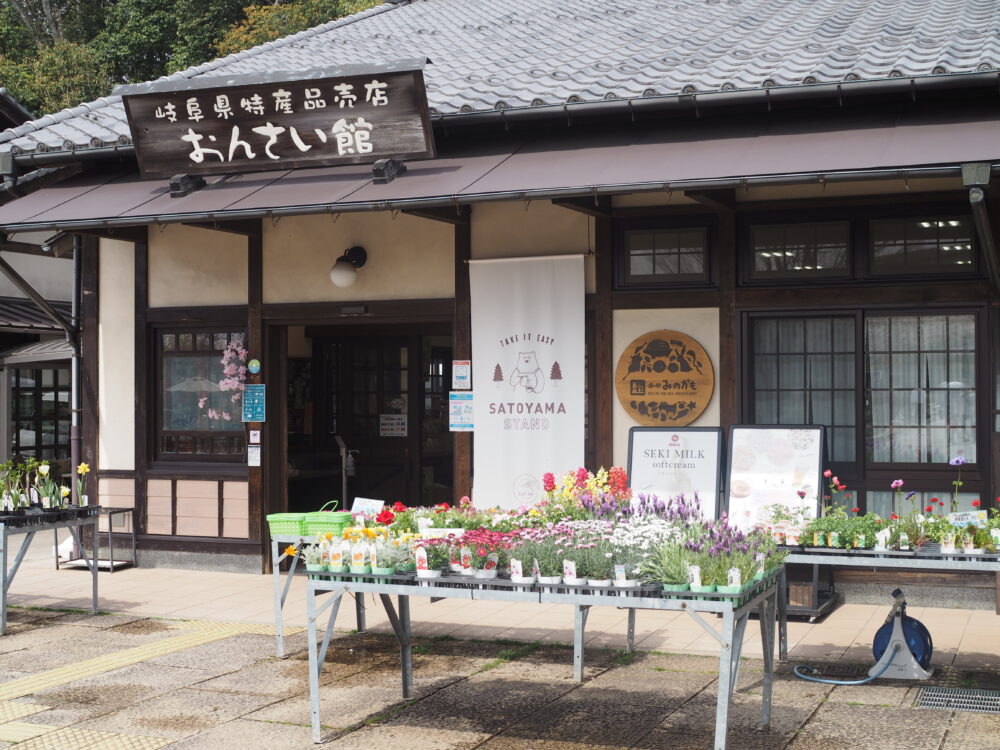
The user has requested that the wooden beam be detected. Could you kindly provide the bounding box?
[75,226,148,244]
[685,189,736,213]
[552,196,612,218]
[183,219,263,237]
[714,200,738,430]
[402,205,469,226]
[453,211,472,502]
[594,216,614,468]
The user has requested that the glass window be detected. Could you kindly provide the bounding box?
[870,217,975,274]
[623,227,708,285]
[158,329,246,460]
[751,317,856,461]
[750,222,850,279]
[867,490,981,518]
[865,313,976,464]
[10,367,70,460]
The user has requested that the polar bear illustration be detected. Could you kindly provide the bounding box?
[509,351,545,393]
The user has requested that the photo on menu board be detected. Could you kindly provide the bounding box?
[725,425,824,531]
[627,427,722,520]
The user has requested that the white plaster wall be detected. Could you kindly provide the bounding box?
[98,239,135,470]
[148,224,248,307]
[0,253,72,301]
[612,308,720,466]
[263,212,453,303]
[471,201,596,293]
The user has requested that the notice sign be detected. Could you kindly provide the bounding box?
[379,414,407,437]
[615,330,715,427]
[242,384,266,422]
[726,425,824,531]
[247,444,261,467]
[452,360,471,390]
[118,60,435,178]
[949,510,988,528]
[627,427,722,520]
[449,392,473,432]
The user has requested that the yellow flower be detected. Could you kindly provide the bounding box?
[77,462,90,475]
[283,545,297,557]
[363,528,376,539]
[60,486,70,498]
[325,532,334,541]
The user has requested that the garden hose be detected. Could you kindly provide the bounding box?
[792,642,901,685]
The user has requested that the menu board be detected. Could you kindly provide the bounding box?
[627,427,722,520]
[725,425,824,531]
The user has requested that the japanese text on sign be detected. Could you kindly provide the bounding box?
[121,65,435,179]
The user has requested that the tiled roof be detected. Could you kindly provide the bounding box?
[4,0,1000,156]
[0,88,32,130]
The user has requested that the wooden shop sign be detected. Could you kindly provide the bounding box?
[614,329,715,427]
[118,60,435,179]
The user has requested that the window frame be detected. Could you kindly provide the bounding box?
[741,305,991,514]
[9,365,71,461]
[152,324,248,465]
[737,201,982,287]
[747,219,853,281]
[614,215,716,290]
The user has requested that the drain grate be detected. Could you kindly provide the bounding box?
[812,663,867,678]
[916,686,1000,714]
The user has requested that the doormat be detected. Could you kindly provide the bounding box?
[915,686,1000,714]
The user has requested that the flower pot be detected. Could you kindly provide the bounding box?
[562,576,586,586]
[510,575,535,585]
[689,584,716,594]
[474,568,498,579]
[449,562,464,573]
[349,565,371,575]
[661,583,690,594]
[371,566,395,575]
[613,579,639,588]
[716,584,742,595]
[305,562,326,580]
[537,575,561,585]
[416,569,442,579]
[752,572,765,582]
[587,578,612,587]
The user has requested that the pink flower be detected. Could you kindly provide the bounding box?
[222,412,231,421]
[198,395,207,409]
[831,476,840,485]
[823,469,832,478]
[796,490,806,499]
[207,408,219,420]
[890,479,904,489]
[542,472,556,493]
[575,467,589,487]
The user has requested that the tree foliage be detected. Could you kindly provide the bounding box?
[0,0,378,117]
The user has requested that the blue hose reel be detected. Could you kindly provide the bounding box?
[795,588,934,685]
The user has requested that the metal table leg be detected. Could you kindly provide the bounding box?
[778,565,788,662]
[307,584,345,744]
[53,529,59,571]
[107,515,114,571]
[355,592,367,632]
[130,510,137,567]
[714,608,736,750]
[0,525,7,636]
[758,590,776,729]
[626,608,636,653]
[378,593,413,699]
[90,517,99,614]
[272,540,302,658]
[573,604,590,682]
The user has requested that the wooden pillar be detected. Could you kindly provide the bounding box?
[79,234,100,496]
[133,231,149,536]
[246,227,265,568]
[594,214,614,468]
[453,208,472,501]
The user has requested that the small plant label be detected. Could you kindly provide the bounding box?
[899,533,910,551]
[351,543,367,566]
[785,530,800,545]
[369,544,379,568]
[485,552,499,571]
[531,559,541,578]
[614,564,627,582]
[728,567,741,587]
[415,546,428,571]
[688,564,702,587]
[991,529,1000,545]
[510,558,523,578]
[460,546,472,570]
[827,531,839,547]
[854,534,865,549]
[330,545,343,567]
[562,560,577,579]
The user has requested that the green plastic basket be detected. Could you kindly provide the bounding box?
[266,512,307,537]
[304,501,353,537]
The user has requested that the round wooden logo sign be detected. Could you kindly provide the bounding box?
[615,329,715,426]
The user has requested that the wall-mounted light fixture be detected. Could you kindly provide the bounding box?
[329,245,367,287]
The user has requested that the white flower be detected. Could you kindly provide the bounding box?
[37,464,50,477]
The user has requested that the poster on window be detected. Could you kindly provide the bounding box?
[469,255,585,509]
[627,427,722,520]
[725,425,825,531]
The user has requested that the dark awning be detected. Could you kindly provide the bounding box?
[0,297,71,333]
[2,109,999,232]
[0,337,72,366]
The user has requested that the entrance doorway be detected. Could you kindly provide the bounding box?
[283,325,453,513]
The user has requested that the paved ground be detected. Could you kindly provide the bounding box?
[0,609,997,749]
[0,535,997,747]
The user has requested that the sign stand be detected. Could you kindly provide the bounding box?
[627,427,723,519]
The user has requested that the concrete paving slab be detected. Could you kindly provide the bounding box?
[323,724,490,749]
[940,711,1000,750]
[165,717,334,749]
[787,702,951,750]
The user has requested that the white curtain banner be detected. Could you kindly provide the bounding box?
[470,255,586,509]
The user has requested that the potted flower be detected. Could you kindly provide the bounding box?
[415,538,449,579]
[640,543,690,594]
[370,540,397,579]
[302,544,325,577]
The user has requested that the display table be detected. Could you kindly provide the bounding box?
[303,571,783,750]
[1,512,100,634]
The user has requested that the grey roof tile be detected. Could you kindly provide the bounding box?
[5,0,1000,156]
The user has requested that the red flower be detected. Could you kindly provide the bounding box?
[851,507,860,513]
[435,502,451,514]
[890,513,899,520]
[575,467,589,487]
[460,495,472,508]
[542,472,556,493]
[796,490,807,499]
[375,509,395,525]
[844,494,852,500]
[925,505,934,513]
[477,547,487,557]
[972,499,981,508]
[836,484,847,491]
[823,469,832,478]
[392,501,407,513]
[929,497,939,505]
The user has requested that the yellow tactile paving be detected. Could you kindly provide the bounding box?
[167,619,303,635]
[0,720,57,741]
[15,727,171,750]
[0,699,47,722]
